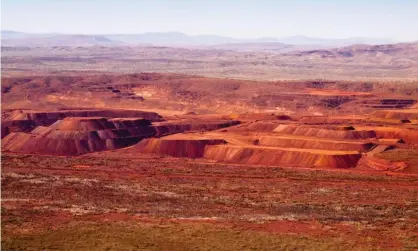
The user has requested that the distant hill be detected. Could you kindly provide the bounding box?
[105,32,239,45]
[1,34,123,47]
[286,42,418,58]
[1,30,397,47]
[2,41,417,80]
[278,35,394,46]
[205,42,333,53]
[205,42,294,53]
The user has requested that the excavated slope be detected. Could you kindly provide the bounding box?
[1,120,41,138]
[1,117,155,155]
[361,156,408,171]
[299,116,366,124]
[49,117,118,131]
[230,113,292,121]
[204,145,361,168]
[6,109,163,122]
[152,120,240,137]
[134,138,226,158]
[373,109,418,120]
[2,132,140,156]
[226,121,282,132]
[9,109,162,121]
[257,136,375,152]
[274,125,376,140]
[1,109,163,138]
[2,117,240,156]
[356,127,418,144]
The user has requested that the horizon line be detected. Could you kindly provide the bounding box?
[1,29,400,41]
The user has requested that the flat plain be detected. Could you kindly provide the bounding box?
[2,41,418,250]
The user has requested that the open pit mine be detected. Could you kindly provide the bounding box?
[2,86,418,171]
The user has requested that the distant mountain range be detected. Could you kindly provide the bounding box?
[1,30,396,48]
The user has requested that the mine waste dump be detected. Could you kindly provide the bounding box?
[2,106,418,170]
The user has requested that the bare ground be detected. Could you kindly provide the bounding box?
[2,152,418,250]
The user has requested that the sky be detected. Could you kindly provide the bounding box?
[2,0,418,41]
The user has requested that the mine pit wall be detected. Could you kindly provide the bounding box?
[203,145,362,168]
[135,138,227,158]
[257,137,375,152]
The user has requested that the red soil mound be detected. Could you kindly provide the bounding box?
[274,125,376,140]
[203,145,361,168]
[257,136,375,152]
[134,138,226,158]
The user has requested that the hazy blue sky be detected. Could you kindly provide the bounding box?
[2,0,418,41]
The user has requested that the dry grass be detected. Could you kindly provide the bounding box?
[5,220,412,251]
[2,45,418,81]
[2,152,418,250]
